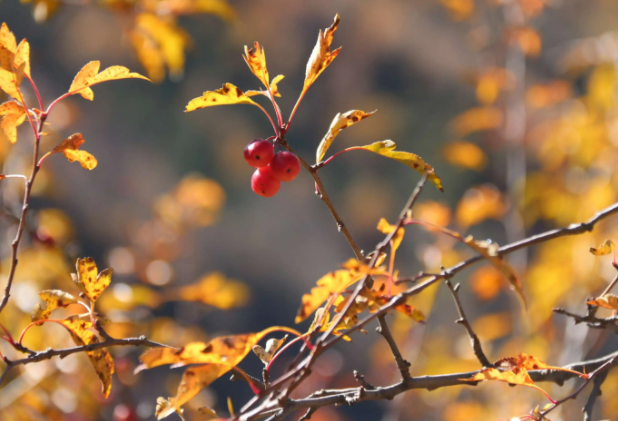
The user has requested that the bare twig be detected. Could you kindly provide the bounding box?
[444,279,492,368]
[601,272,618,297]
[376,315,411,381]
[582,370,607,421]
[554,307,618,334]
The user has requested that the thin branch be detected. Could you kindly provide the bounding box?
[582,370,607,421]
[376,315,411,381]
[241,350,618,421]
[278,136,363,260]
[601,271,618,297]
[553,307,618,334]
[444,279,492,368]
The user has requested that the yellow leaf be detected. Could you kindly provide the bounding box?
[303,14,341,92]
[442,141,487,170]
[69,60,150,100]
[185,83,258,112]
[413,201,452,227]
[137,326,296,370]
[176,272,249,309]
[243,42,269,88]
[353,140,443,191]
[72,257,112,302]
[588,294,618,310]
[316,109,376,162]
[451,107,503,136]
[0,23,17,72]
[0,100,27,143]
[14,39,30,78]
[295,269,365,323]
[59,315,114,397]
[456,185,507,227]
[245,74,285,98]
[377,218,405,253]
[0,67,23,101]
[589,239,614,256]
[31,289,77,321]
[166,365,230,418]
[53,133,98,170]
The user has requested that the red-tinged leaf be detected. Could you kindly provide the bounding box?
[53,133,98,170]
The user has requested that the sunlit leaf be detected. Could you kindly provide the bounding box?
[588,294,618,310]
[589,239,614,256]
[243,42,269,88]
[302,14,341,92]
[377,218,405,253]
[185,83,258,112]
[451,107,503,136]
[14,39,30,78]
[246,74,285,98]
[59,315,114,397]
[456,185,507,227]
[176,272,249,309]
[316,110,376,162]
[72,257,112,302]
[0,23,17,72]
[350,140,443,191]
[31,289,77,321]
[69,60,150,100]
[442,141,487,170]
[252,335,287,364]
[295,269,366,324]
[0,65,24,101]
[0,100,26,143]
[53,133,98,170]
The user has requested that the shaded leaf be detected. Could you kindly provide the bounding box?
[303,14,341,92]
[316,109,376,162]
[176,272,249,310]
[185,83,258,112]
[252,335,287,364]
[0,100,26,143]
[197,407,219,420]
[456,185,507,227]
[589,239,614,256]
[53,133,98,170]
[72,257,112,302]
[69,61,149,100]
[588,294,618,310]
[451,107,503,136]
[350,140,443,191]
[31,289,77,321]
[59,315,114,397]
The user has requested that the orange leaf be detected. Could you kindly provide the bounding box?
[303,14,341,92]
[0,100,26,143]
[588,294,618,310]
[377,218,405,253]
[451,107,503,136]
[175,272,249,310]
[53,133,98,170]
[442,141,487,170]
[243,42,269,88]
[14,39,30,78]
[456,185,507,227]
[59,315,115,398]
[71,257,112,302]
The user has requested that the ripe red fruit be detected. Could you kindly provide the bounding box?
[244,139,274,168]
[269,151,301,182]
[251,167,281,197]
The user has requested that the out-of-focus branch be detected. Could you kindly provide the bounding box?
[582,370,607,421]
[445,279,492,367]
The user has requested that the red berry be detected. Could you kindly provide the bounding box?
[244,139,274,168]
[269,152,301,182]
[251,167,280,197]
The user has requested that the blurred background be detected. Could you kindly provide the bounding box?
[1,0,618,420]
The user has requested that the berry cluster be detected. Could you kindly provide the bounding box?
[244,139,301,197]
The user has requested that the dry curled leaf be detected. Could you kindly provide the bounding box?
[72,257,112,302]
[59,315,114,397]
[69,60,150,101]
[53,133,98,170]
[31,289,77,321]
[316,109,376,162]
[350,140,443,191]
[0,100,26,143]
[303,14,341,92]
[589,239,614,256]
[588,294,618,310]
[185,83,258,111]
